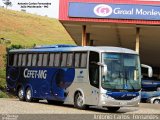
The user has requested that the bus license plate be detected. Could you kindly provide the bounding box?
[120,102,127,105]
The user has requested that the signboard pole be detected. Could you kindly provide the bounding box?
[135,27,140,54]
[82,25,87,46]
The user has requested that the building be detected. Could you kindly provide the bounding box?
[59,0,160,78]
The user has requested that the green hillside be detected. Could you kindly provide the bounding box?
[0,8,75,97]
[0,8,74,46]
[0,8,75,67]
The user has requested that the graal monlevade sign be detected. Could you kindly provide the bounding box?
[69,2,160,20]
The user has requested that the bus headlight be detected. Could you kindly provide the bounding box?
[101,94,114,101]
[101,94,115,105]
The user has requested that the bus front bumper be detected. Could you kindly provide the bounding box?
[98,94,140,107]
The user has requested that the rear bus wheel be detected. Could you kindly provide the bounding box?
[17,87,25,101]
[25,87,33,102]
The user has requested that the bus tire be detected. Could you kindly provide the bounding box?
[153,99,160,104]
[25,87,33,102]
[17,87,25,101]
[107,107,120,112]
[74,92,87,110]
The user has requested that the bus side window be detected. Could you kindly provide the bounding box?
[74,53,81,68]
[67,53,73,67]
[61,53,67,67]
[13,54,17,66]
[22,54,27,66]
[18,54,22,66]
[37,53,43,66]
[49,53,54,66]
[43,53,48,66]
[8,54,14,66]
[27,54,32,66]
[32,54,37,66]
[54,53,60,67]
[89,51,99,88]
[80,53,87,68]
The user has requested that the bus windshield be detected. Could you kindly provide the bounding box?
[101,53,141,91]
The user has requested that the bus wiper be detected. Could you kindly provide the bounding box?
[129,81,136,92]
[124,71,128,89]
[124,70,136,92]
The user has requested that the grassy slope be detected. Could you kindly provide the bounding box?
[0,8,74,46]
[0,8,75,67]
[0,8,75,97]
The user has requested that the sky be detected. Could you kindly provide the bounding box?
[0,0,59,18]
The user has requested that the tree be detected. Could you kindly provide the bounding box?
[2,0,12,9]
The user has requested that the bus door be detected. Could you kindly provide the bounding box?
[88,51,100,105]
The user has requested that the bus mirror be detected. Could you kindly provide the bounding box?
[91,61,104,66]
[91,62,108,76]
[96,62,104,66]
[102,65,108,76]
[141,64,153,78]
[96,62,108,76]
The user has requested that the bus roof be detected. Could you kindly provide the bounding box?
[9,45,138,54]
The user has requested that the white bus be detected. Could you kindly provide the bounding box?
[6,45,152,112]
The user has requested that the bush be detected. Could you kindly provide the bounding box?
[0,78,6,90]
[0,68,5,79]
[0,91,9,98]
[7,44,24,51]
[0,44,34,98]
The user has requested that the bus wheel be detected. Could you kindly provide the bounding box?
[153,99,160,104]
[107,107,120,112]
[25,87,33,102]
[17,87,25,101]
[74,92,87,109]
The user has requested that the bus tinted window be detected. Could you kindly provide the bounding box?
[61,53,67,67]
[43,54,48,66]
[54,53,60,67]
[18,54,22,66]
[49,53,54,66]
[13,54,17,66]
[8,54,14,66]
[22,54,27,66]
[38,54,43,66]
[67,53,73,67]
[81,53,87,68]
[89,51,99,88]
[32,54,37,66]
[27,54,32,66]
[74,53,81,67]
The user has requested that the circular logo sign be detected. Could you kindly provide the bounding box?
[94,4,112,17]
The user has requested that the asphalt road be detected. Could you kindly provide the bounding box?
[0,98,159,114]
[0,98,160,120]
